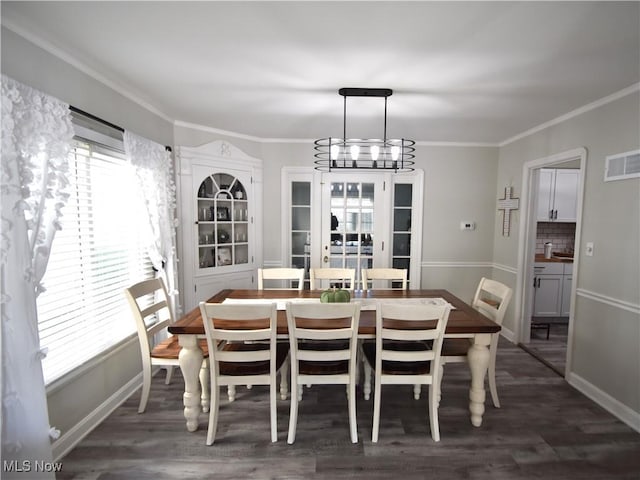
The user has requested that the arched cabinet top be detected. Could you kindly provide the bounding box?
[177,140,262,173]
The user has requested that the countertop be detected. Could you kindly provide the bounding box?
[535,254,573,263]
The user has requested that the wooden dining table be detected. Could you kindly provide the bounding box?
[168,288,501,433]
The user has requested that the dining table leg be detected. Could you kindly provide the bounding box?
[178,334,204,432]
[467,333,492,427]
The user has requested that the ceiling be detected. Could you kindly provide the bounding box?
[2,1,639,145]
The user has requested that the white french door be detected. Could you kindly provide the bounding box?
[282,168,423,290]
[318,173,388,289]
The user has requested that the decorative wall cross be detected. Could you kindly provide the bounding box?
[497,186,520,237]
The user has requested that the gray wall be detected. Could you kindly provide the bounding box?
[495,92,640,413]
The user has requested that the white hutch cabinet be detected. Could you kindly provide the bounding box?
[177,141,263,311]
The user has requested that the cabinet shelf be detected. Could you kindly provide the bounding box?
[195,172,251,271]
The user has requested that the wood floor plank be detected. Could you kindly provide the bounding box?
[57,339,640,479]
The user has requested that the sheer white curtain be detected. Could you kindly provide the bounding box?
[1,75,74,477]
[123,131,179,315]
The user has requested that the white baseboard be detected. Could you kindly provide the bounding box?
[51,373,142,461]
[499,324,516,343]
[567,371,640,433]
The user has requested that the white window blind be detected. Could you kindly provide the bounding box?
[37,138,153,384]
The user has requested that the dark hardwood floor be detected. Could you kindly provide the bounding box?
[58,339,640,479]
[522,320,569,375]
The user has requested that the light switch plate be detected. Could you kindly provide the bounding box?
[460,221,475,231]
[585,242,594,256]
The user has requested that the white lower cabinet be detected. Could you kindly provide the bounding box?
[561,274,572,317]
[533,262,573,317]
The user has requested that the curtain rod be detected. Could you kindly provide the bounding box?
[69,105,172,152]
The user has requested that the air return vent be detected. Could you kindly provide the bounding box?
[604,150,640,182]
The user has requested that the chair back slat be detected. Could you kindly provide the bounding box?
[361,268,408,291]
[381,350,436,362]
[258,267,305,290]
[216,349,271,363]
[309,268,356,290]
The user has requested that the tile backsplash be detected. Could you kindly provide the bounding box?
[536,222,576,254]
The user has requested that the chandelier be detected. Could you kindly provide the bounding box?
[314,88,415,172]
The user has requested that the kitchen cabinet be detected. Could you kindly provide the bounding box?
[561,262,573,316]
[537,168,580,222]
[532,262,573,317]
[177,140,263,311]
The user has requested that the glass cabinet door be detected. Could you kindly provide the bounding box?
[392,183,412,287]
[196,173,248,270]
[290,181,311,288]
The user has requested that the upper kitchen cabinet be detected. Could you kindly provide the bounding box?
[537,168,580,222]
[177,141,263,311]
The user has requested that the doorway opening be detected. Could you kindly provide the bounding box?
[515,148,587,377]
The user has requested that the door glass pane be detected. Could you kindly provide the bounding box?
[292,181,310,205]
[328,181,375,287]
[393,209,411,232]
[394,184,412,207]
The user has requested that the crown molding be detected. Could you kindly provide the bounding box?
[172,120,311,144]
[2,20,173,124]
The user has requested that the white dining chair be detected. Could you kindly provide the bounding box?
[258,267,305,290]
[361,268,408,291]
[362,301,451,442]
[199,302,289,444]
[439,277,513,408]
[124,278,209,414]
[309,267,356,290]
[285,301,361,444]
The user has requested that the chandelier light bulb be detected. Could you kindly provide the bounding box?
[331,144,340,160]
[370,145,380,161]
[350,145,360,160]
[391,145,400,161]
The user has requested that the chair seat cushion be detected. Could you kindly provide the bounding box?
[362,341,432,375]
[219,342,289,376]
[151,336,209,359]
[441,338,472,357]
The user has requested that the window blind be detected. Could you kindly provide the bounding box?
[37,138,153,384]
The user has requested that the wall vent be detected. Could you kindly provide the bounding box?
[604,149,640,182]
